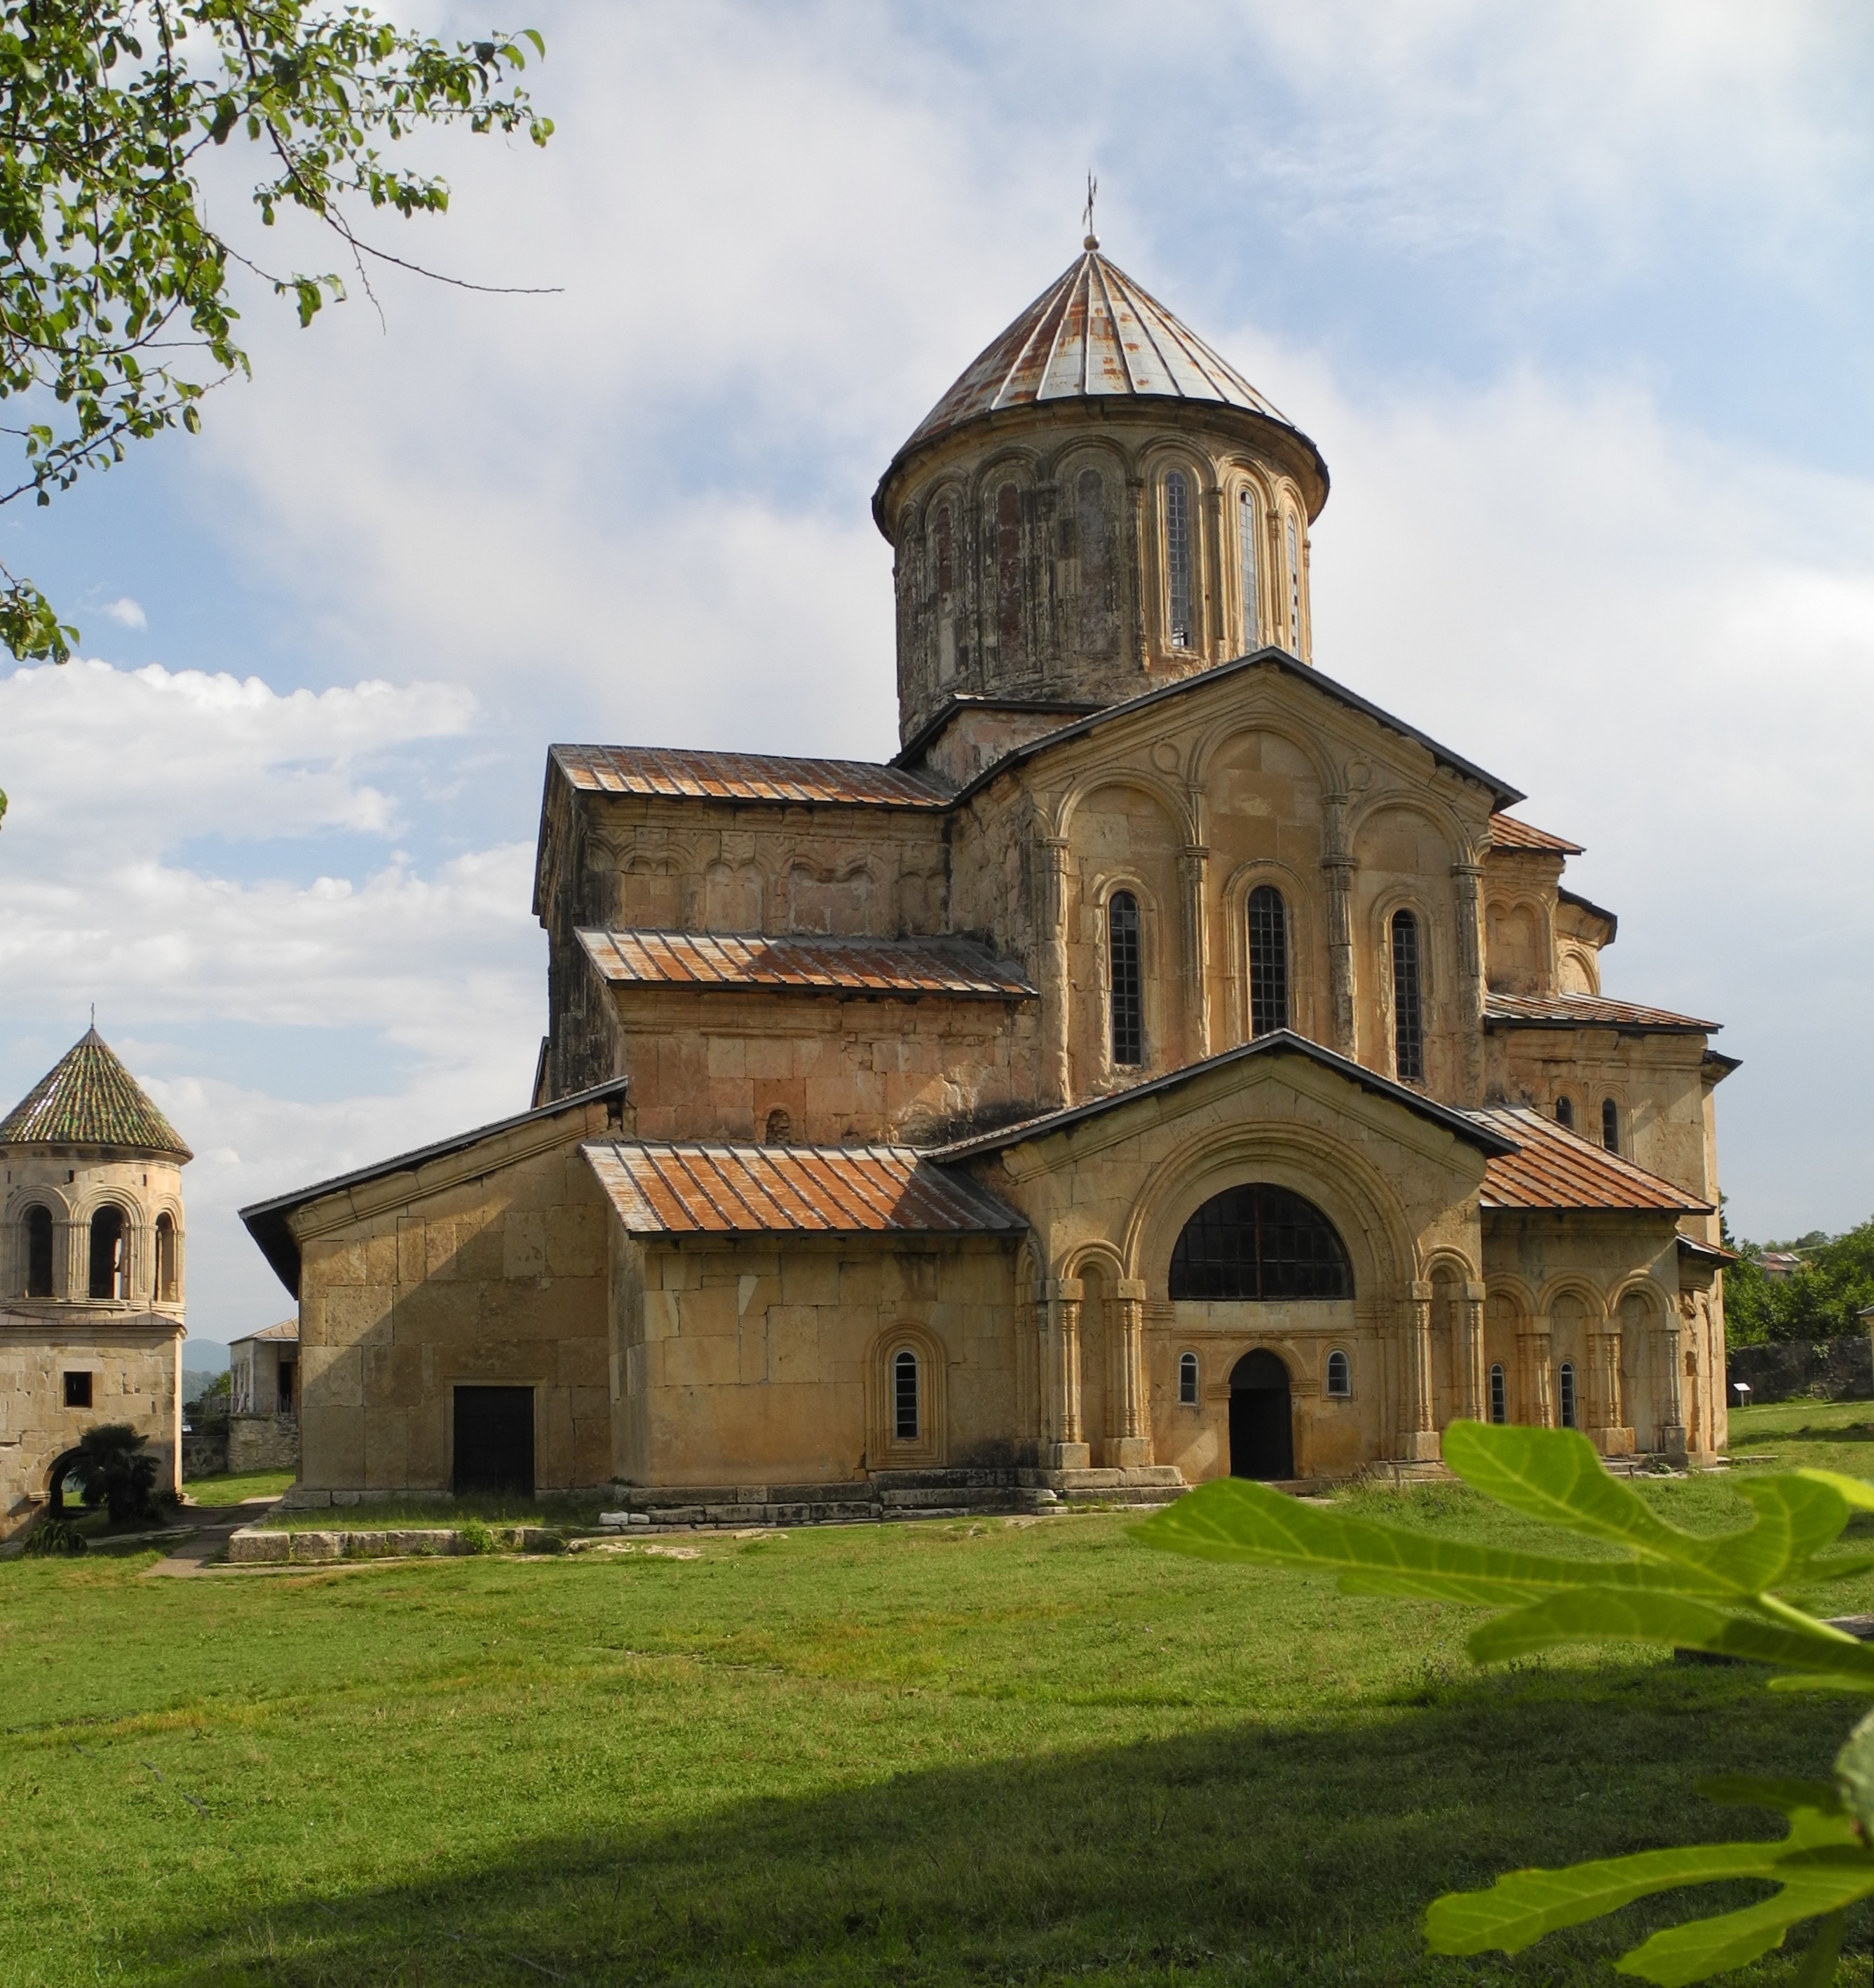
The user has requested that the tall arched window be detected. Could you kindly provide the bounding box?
[1489,1363,1507,1425]
[1108,891,1143,1068]
[1285,510,1303,652]
[1165,471,1195,648]
[1555,1096,1574,1131]
[88,1205,125,1301]
[1169,1184,1353,1301]
[1076,468,1115,654]
[1559,1360,1578,1430]
[1238,489,1260,651]
[1326,1348,1352,1398]
[931,501,957,680]
[24,1203,53,1298]
[1601,1098,1620,1154]
[1390,909,1425,1082]
[1178,1351,1200,1405]
[893,1349,920,1440]
[154,1212,177,1302]
[1247,885,1289,1036]
[994,482,1023,660]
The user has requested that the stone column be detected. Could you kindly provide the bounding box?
[1044,1278,1090,1470]
[1521,1318,1554,1427]
[1656,1310,1688,1463]
[1179,843,1210,1061]
[1589,1324,1634,1456]
[1450,860,1487,1107]
[1460,1281,1488,1423]
[1399,1282,1441,1460]
[1108,1277,1153,1468]
[1037,833,1071,1107]
[1321,790,1357,1056]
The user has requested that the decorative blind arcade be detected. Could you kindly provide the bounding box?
[1169,1184,1353,1301]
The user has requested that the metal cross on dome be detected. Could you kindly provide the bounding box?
[1082,172,1099,247]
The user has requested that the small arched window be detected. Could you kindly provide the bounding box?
[1326,1348,1352,1398]
[1076,469,1115,654]
[1165,471,1195,648]
[88,1205,125,1301]
[1178,1351,1200,1406]
[1238,489,1260,651]
[1559,1360,1578,1430]
[1489,1363,1507,1425]
[994,482,1024,659]
[1390,909,1425,1083]
[1108,891,1143,1068]
[893,1349,920,1440]
[154,1212,177,1302]
[1247,885,1289,1036]
[1601,1098,1620,1154]
[1555,1096,1574,1131]
[24,1203,53,1298]
[1169,1184,1353,1301]
[763,1108,792,1146]
[1285,511,1303,653]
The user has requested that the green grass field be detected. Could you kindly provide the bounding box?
[4,1407,1872,1987]
[184,1470,298,1508]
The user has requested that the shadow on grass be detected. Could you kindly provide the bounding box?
[148,1665,1859,1988]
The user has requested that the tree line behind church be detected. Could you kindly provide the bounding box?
[1723,1213,1874,1344]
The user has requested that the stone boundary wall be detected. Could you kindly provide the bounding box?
[1727,1334,1874,1405]
[227,1524,565,1564]
[229,1414,299,1474]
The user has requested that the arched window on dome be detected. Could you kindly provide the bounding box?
[24,1203,53,1298]
[1165,471,1195,649]
[993,482,1024,663]
[154,1212,178,1303]
[1076,468,1116,654]
[1108,891,1143,1068]
[1285,510,1303,654]
[1390,908,1425,1083]
[88,1205,125,1301]
[1238,488,1261,651]
[1247,885,1289,1036]
[1169,1184,1353,1301]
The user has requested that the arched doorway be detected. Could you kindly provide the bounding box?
[1229,1350,1294,1480]
[44,1447,85,1516]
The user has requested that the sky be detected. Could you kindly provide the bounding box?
[2,0,1871,1343]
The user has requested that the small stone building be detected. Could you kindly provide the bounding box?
[244,236,1735,1506]
[1,1028,189,1536]
[228,1318,300,1473]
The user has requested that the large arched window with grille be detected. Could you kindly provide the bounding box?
[1169,1184,1353,1301]
[1390,908,1425,1082]
[24,1203,53,1298]
[88,1205,125,1301]
[1108,891,1143,1067]
[1247,885,1289,1036]
[1238,489,1260,651]
[1165,471,1195,648]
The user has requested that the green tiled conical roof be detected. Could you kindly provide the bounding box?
[0,1027,191,1158]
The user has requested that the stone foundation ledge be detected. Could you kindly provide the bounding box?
[226,1524,565,1564]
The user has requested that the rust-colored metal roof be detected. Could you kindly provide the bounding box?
[1484,993,1717,1033]
[0,1027,191,1158]
[897,245,1308,462]
[1488,813,1584,855]
[551,744,951,811]
[1473,1107,1711,1215]
[578,928,1034,1000]
[583,1141,1025,1236]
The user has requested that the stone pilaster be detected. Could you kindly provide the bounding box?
[1450,860,1486,1106]
[1460,1281,1488,1423]
[1044,1278,1089,1470]
[1399,1282,1441,1460]
[1322,791,1357,1056]
[1107,1277,1153,1467]
[1038,834,1071,1107]
[1589,1326,1634,1456]
[1522,1318,1554,1427]
[1656,1312,1687,1463]
[1179,843,1210,1060]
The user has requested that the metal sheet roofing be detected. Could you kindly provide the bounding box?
[1488,813,1584,856]
[583,1141,1026,1236]
[578,928,1035,999]
[0,1027,191,1158]
[231,1318,299,1347]
[897,246,1305,459]
[551,744,951,811]
[1474,1107,1711,1215]
[1484,993,1717,1034]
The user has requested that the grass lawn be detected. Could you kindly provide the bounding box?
[184,1471,298,1509]
[5,1434,1874,1986]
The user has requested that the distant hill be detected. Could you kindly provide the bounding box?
[184,1339,231,1370]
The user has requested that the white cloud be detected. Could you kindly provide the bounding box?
[100,597,147,630]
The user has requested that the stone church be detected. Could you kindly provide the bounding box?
[243,237,1734,1508]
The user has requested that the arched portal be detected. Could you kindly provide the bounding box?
[44,1447,85,1517]
[1228,1349,1294,1481]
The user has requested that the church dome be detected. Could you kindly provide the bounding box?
[0,1027,191,1159]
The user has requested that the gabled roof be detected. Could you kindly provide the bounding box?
[549,744,951,811]
[0,1027,191,1159]
[926,1030,1517,1163]
[240,1076,630,1297]
[230,1318,299,1348]
[578,929,1035,1000]
[1472,1107,1711,1215]
[1556,886,1619,943]
[583,1141,1024,1238]
[1483,993,1716,1034]
[1488,813,1584,856]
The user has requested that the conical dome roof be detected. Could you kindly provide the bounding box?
[887,241,1325,492]
[0,1027,191,1159]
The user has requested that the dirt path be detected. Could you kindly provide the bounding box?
[142,1498,280,1578]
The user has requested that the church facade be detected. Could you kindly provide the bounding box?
[245,241,1734,1506]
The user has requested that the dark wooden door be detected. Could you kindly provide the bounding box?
[1228,1351,1294,1481]
[453,1386,535,1496]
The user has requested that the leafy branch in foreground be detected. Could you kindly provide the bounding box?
[0,0,555,660]
[1138,1422,1874,1985]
